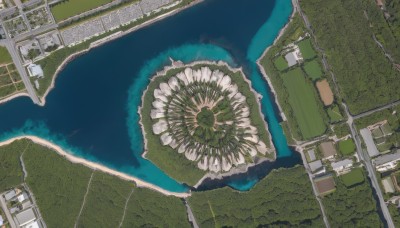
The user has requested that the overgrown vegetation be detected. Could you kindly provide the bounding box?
[0,140,27,192]
[322,169,383,227]
[0,46,12,64]
[23,142,93,228]
[300,0,400,114]
[78,172,134,228]
[121,188,190,228]
[188,166,324,227]
[340,168,364,187]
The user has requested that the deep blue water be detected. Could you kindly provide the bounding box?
[0,0,294,192]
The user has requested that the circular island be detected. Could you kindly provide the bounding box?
[140,61,275,185]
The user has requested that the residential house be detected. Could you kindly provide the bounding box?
[360,128,380,157]
[4,189,16,201]
[331,159,353,175]
[373,150,400,172]
[382,177,395,193]
[14,208,36,227]
[308,160,323,173]
[307,149,316,162]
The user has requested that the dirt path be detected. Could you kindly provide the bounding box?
[118,188,134,228]
[74,171,95,228]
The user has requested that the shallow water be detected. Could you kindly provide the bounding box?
[0,0,293,192]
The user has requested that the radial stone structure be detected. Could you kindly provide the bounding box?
[146,63,273,173]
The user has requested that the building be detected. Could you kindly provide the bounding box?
[307,149,316,161]
[308,160,323,173]
[4,189,16,201]
[27,64,44,78]
[14,208,36,227]
[17,192,28,203]
[382,177,395,193]
[0,215,3,226]
[331,159,353,175]
[284,49,302,67]
[373,150,400,172]
[360,128,380,157]
[21,200,32,210]
[25,221,41,228]
[319,141,337,160]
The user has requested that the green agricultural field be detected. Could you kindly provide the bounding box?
[188,166,324,227]
[282,68,326,139]
[341,168,365,187]
[51,0,113,22]
[0,140,28,192]
[23,143,93,228]
[298,39,316,59]
[303,60,323,80]
[339,139,356,156]
[0,46,12,64]
[78,172,134,228]
[327,105,343,123]
[121,188,190,228]
[274,55,288,71]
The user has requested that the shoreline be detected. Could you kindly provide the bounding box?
[255,0,298,122]
[0,92,30,105]
[38,0,203,106]
[139,60,276,186]
[0,135,190,198]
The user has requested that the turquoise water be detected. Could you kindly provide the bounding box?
[0,0,293,192]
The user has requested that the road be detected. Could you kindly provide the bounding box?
[344,103,395,228]
[184,199,199,228]
[299,150,330,228]
[0,39,40,104]
[353,100,400,120]
[0,195,17,228]
[295,0,395,226]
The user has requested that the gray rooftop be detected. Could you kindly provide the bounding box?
[4,189,16,201]
[285,52,297,67]
[331,159,353,170]
[360,128,380,157]
[308,160,323,172]
[308,149,316,161]
[15,208,36,227]
[373,150,400,166]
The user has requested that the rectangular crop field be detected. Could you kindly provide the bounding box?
[341,168,365,187]
[282,68,326,139]
[303,60,322,80]
[51,0,113,22]
[0,46,12,64]
[298,39,316,59]
[274,56,288,71]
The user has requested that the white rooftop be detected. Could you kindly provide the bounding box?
[285,51,298,67]
[15,208,36,227]
[360,128,380,157]
[27,64,44,78]
[308,149,316,161]
[331,159,353,170]
[373,150,400,166]
[308,160,323,172]
[26,221,40,228]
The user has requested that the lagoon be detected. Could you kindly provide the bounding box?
[0,0,293,192]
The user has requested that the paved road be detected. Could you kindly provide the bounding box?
[295,0,395,226]
[0,195,17,228]
[0,39,40,104]
[344,104,395,228]
[353,100,400,120]
[184,199,199,228]
[299,150,330,228]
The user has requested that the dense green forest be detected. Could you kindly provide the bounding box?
[300,0,400,114]
[78,172,135,228]
[121,188,190,228]
[0,140,27,192]
[188,166,323,227]
[389,204,400,227]
[23,142,94,228]
[322,172,383,227]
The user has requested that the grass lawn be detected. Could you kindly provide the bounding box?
[274,56,288,71]
[327,105,343,123]
[303,60,323,80]
[50,0,113,22]
[282,68,326,139]
[0,46,12,64]
[298,39,316,59]
[338,138,356,156]
[341,168,365,187]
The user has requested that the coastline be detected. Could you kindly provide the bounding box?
[38,0,203,106]
[0,135,190,198]
[0,92,30,105]
[255,0,298,122]
[139,60,276,186]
